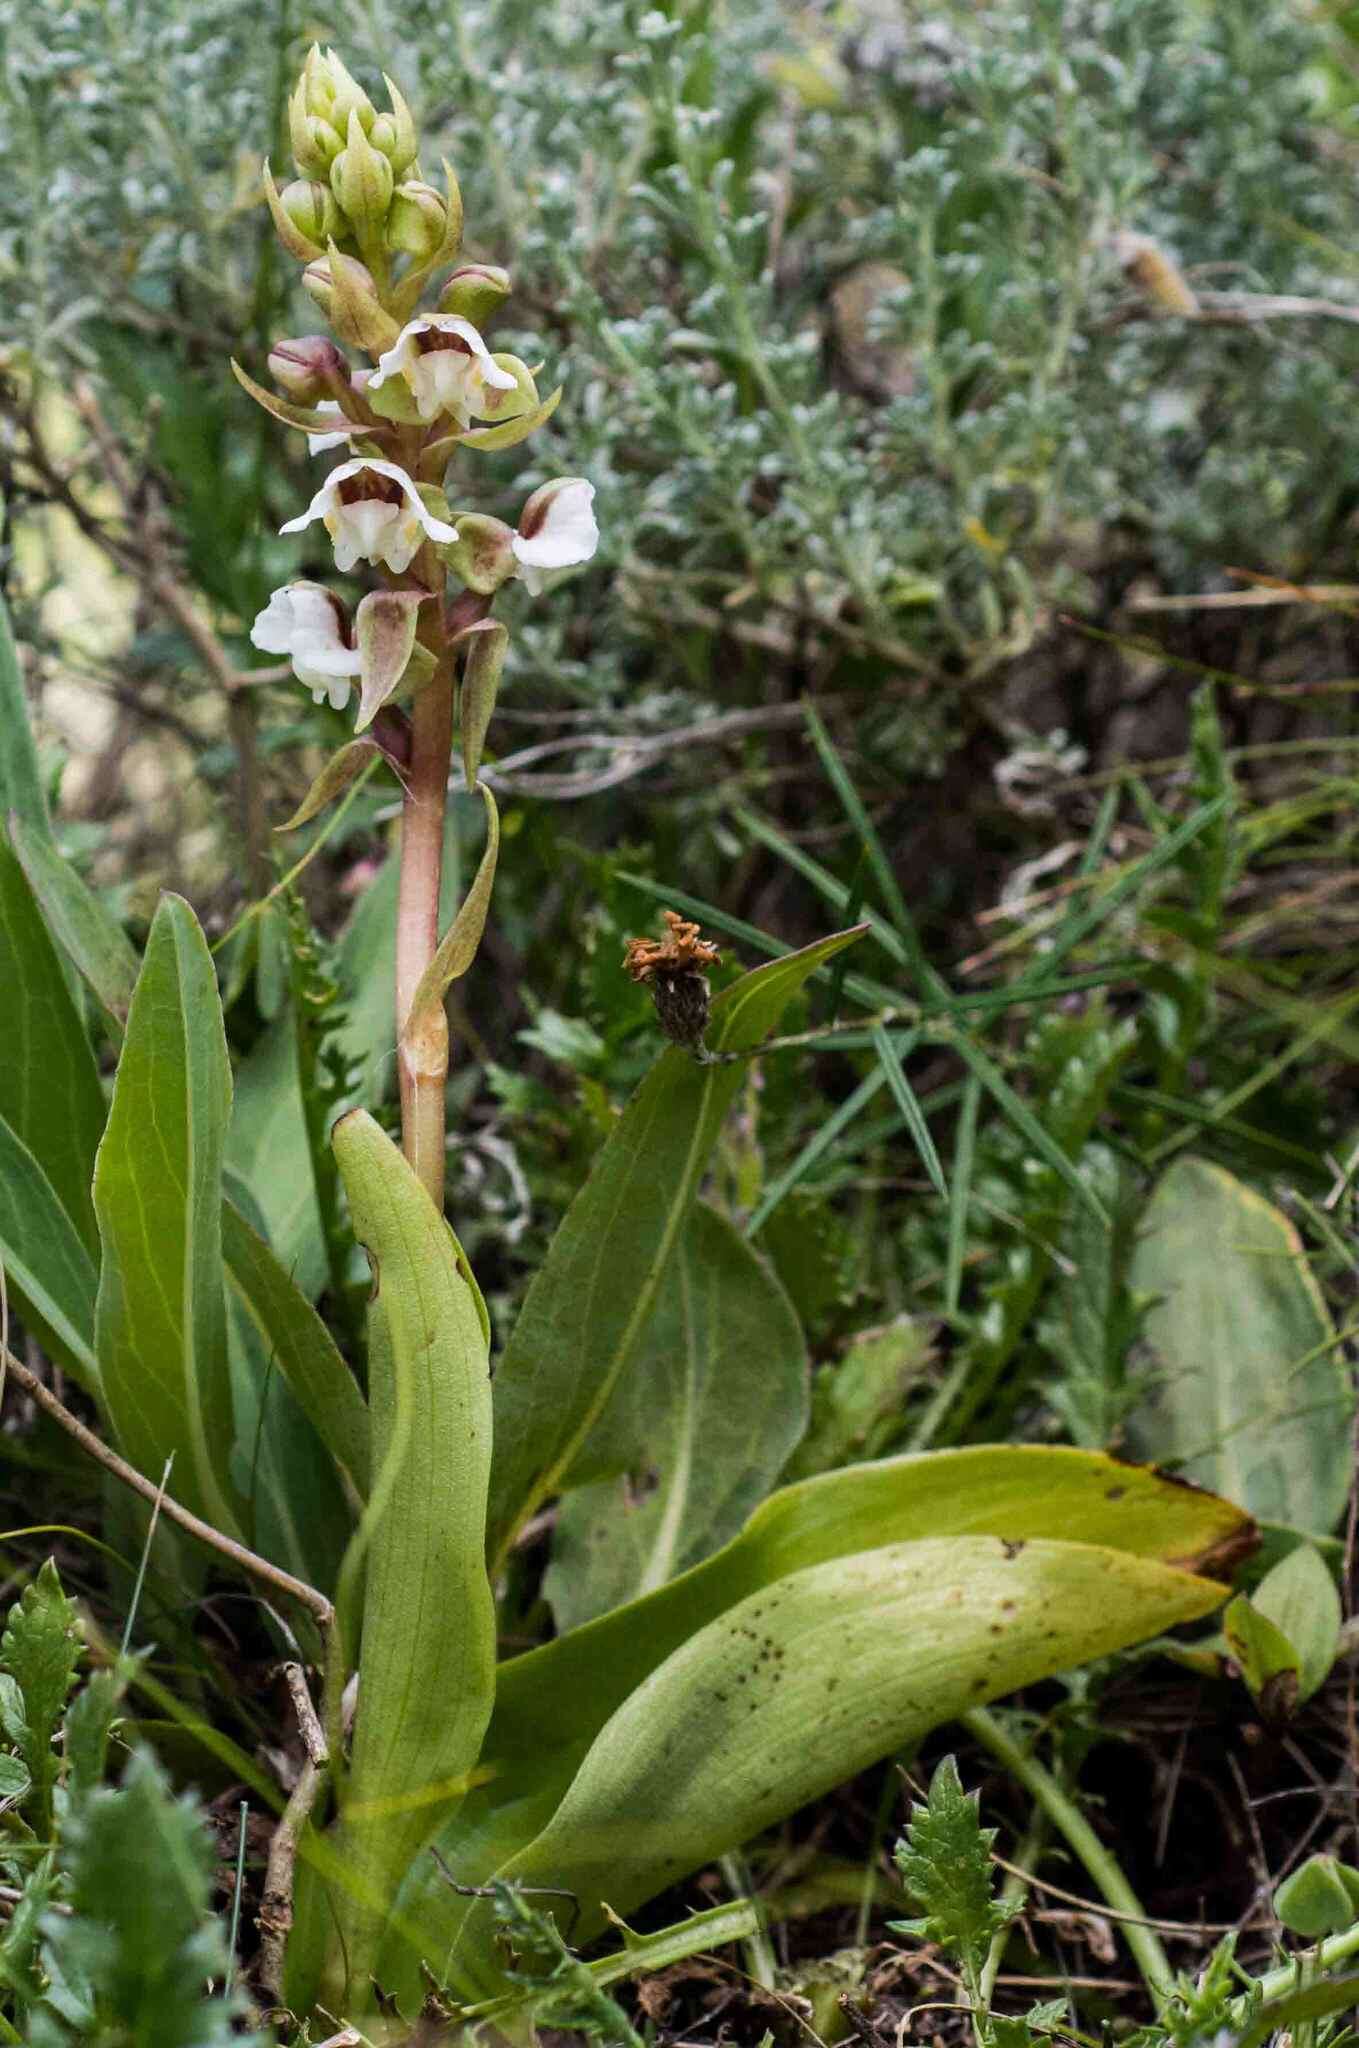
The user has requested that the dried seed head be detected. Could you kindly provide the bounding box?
[623,911,721,1053]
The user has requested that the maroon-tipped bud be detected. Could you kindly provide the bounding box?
[268,335,348,402]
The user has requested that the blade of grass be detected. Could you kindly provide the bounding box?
[803,699,950,1003]
[870,1024,946,1200]
[745,1066,889,1238]
[735,807,911,973]
[948,1035,1110,1226]
[945,1074,980,1320]
[823,848,869,1022]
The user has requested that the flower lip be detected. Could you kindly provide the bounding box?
[250,581,362,710]
[280,456,460,573]
[369,314,519,425]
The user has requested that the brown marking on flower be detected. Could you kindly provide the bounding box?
[336,472,404,506]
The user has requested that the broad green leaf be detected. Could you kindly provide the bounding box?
[475,1533,1230,1969]
[1128,1158,1352,1530]
[328,1110,496,2001]
[1222,1592,1299,1711]
[395,1446,1250,1997]
[1274,1856,1359,1940]
[220,1200,369,1498]
[0,848,106,1253]
[93,895,242,1535]
[545,1204,808,1631]
[0,1113,100,1389]
[7,817,139,1035]
[487,926,866,1567]
[1251,1542,1340,1702]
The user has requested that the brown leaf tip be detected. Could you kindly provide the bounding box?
[622,909,721,985]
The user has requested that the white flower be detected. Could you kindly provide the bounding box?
[368,314,518,427]
[511,478,600,595]
[280,457,460,574]
[306,401,351,456]
[250,582,361,709]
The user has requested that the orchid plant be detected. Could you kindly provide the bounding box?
[239,45,598,1207]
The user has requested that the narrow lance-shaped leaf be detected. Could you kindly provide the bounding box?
[404,783,500,1034]
[423,384,563,466]
[93,894,243,1535]
[230,355,371,439]
[486,925,867,1569]
[456,620,508,789]
[0,1112,100,1389]
[8,814,139,1035]
[275,740,382,834]
[327,1110,495,2002]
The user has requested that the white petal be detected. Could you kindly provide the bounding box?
[306,401,352,456]
[512,480,599,574]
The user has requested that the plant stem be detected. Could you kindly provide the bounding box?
[962,1706,1174,2009]
[395,642,454,1210]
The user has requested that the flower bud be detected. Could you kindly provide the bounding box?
[330,109,395,242]
[386,181,448,259]
[305,245,399,354]
[268,335,347,402]
[371,75,419,177]
[302,46,375,134]
[289,82,344,179]
[438,264,511,325]
[280,179,342,251]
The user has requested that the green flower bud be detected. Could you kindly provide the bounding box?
[289,80,344,179]
[386,181,448,259]
[310,243,400,354]
[438,264,511,325]
[280,179,342,251]
[373,75,419,176]
[303,46,375,134]
[330,109,395,242]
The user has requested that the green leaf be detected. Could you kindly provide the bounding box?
[893,1755,1017,1985]
[1223,1592,1299,1714]
[1128,1158,1353,1530]
[225,1015,328,1300]
[62,1671,124,1800]
[93,894,243,1534]
[488,925,867,1566]
[406,783,500,1029]
[0,848,106,1253]
[871,1024,947,1198]
[398,1446,1250,1998]
[327,1109,496,2001]
[275,739,381,833]
[784,1317,932,1481]
[1273,1855,1359,1940]
[474,1531,1229,1972]
[220,1199,369,1498]
[1,1561,82,1836]
[7,816,139,1036]
[0,1752,30,1814]
[1250,1543,1340,1703]
[0,593,49,839]
[544,1204,809,1631]
[0,1112,100,1389]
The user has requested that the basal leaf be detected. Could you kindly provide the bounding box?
[93,894,242,1535]
[7,817,139,1036]
[0,848,106,1253]
[220,1199,369,1498]
[545,1204,808,1631]
[0,1112,100,1389]
[1128,1158,1352,1530]
[395,1446,1250,1999]
[487,926,866,1568]
[0,594,48,840]
[466,1532,1230,1975]
[327,1110,496,2002]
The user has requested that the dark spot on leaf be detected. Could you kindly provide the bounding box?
[1001,1538,1026,1560]
[1105,1485,1127,1501]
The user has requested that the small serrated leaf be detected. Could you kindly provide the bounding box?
[892,1754,1018,1987]
[62,1672,124,1801]
[1,1561,83,1834]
